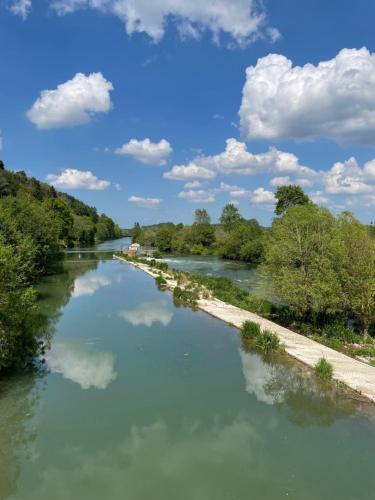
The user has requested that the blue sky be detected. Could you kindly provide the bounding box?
[1,0,375,227]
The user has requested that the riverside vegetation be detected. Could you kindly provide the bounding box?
[0,161,122,372]
[126,185,375,365]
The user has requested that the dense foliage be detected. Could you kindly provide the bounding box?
[263,204,375,339]
[0,161,121,371]
[274,185,311,215]
[132,204,265,263]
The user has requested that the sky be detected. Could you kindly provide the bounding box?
[1,0,375,227]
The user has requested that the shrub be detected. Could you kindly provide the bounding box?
[352,346,375,357]
[322,322,360,344]
[255,329,282,353]
[240,321,261,339]
[155,275,167,288]
[314,358,333,380]
[173,286,198,309]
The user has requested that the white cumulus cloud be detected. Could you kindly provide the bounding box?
[164,163,216,181]
[27,72,113,129]
[323,157,374,194]
[250,187,275,205]
[239,47,375,144]
[115,138,172,166]
[9,0,31,19]
[50,0,278,47]
[178,189,216,203]
[184,180,203,188]
[46,169,112,190]
[128,196,162,207]
[164,138,316,183]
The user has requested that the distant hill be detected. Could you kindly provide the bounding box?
[0,160,122,247]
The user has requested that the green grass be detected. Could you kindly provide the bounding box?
[352,346,375,357]
[255,329,282,353]
[321,322,362,344]
[314,358,333,380]
[240,320,261,339]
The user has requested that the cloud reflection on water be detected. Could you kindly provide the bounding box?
[46,342,117,390]
[118,300,173,327]
[72,275,112,298]
[13,417,265,500]
[239,349,281,405]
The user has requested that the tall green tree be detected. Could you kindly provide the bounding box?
[191,208,215,248]
[339,213,375,339]
[263,204,344,320]
[131,222,143,243]
[219,203,242,231]
[194,208,211,225]
[274,185,311,216]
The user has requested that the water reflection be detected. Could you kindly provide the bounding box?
[12,417,264,500]
[0,372,44,499]
[72,274,112,298]
[46,342,117,390]
[239,347,358,426]
[118,300,173,327]
[2,245,375,500]
[239,349,281,405]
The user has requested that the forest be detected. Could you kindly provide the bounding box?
[0,161,122,371]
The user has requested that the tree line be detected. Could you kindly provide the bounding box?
[131,185,375,340]
[131,205,265,263]
[0,161,122,371]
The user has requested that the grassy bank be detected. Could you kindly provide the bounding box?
[120,254,375,366]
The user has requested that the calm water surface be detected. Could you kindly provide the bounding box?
[1,241,375,499]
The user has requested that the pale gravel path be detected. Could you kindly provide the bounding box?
[115,256,375,403]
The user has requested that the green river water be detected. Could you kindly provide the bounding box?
[1,239,375,499]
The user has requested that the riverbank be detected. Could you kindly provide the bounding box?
[115,255,375,403]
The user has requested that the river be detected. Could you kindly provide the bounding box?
[0,239,375,499]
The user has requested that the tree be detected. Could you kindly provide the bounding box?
[194,208,211,226]
[263,204,344,321]
[191,208,215,248]
[338,212,375,339]
[219,203,242,231]
[219,219,264,263]
[155,225,174,252]
[274,185,311,216]
[131,222,143,243]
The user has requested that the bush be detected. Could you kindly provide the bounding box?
[322,322,360,343]
[155,275,167,288]
[352,346,375,357]
[255,329,282,353]
[240,321,261,339]
[314,358,333,380]
[173,286,198,309]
